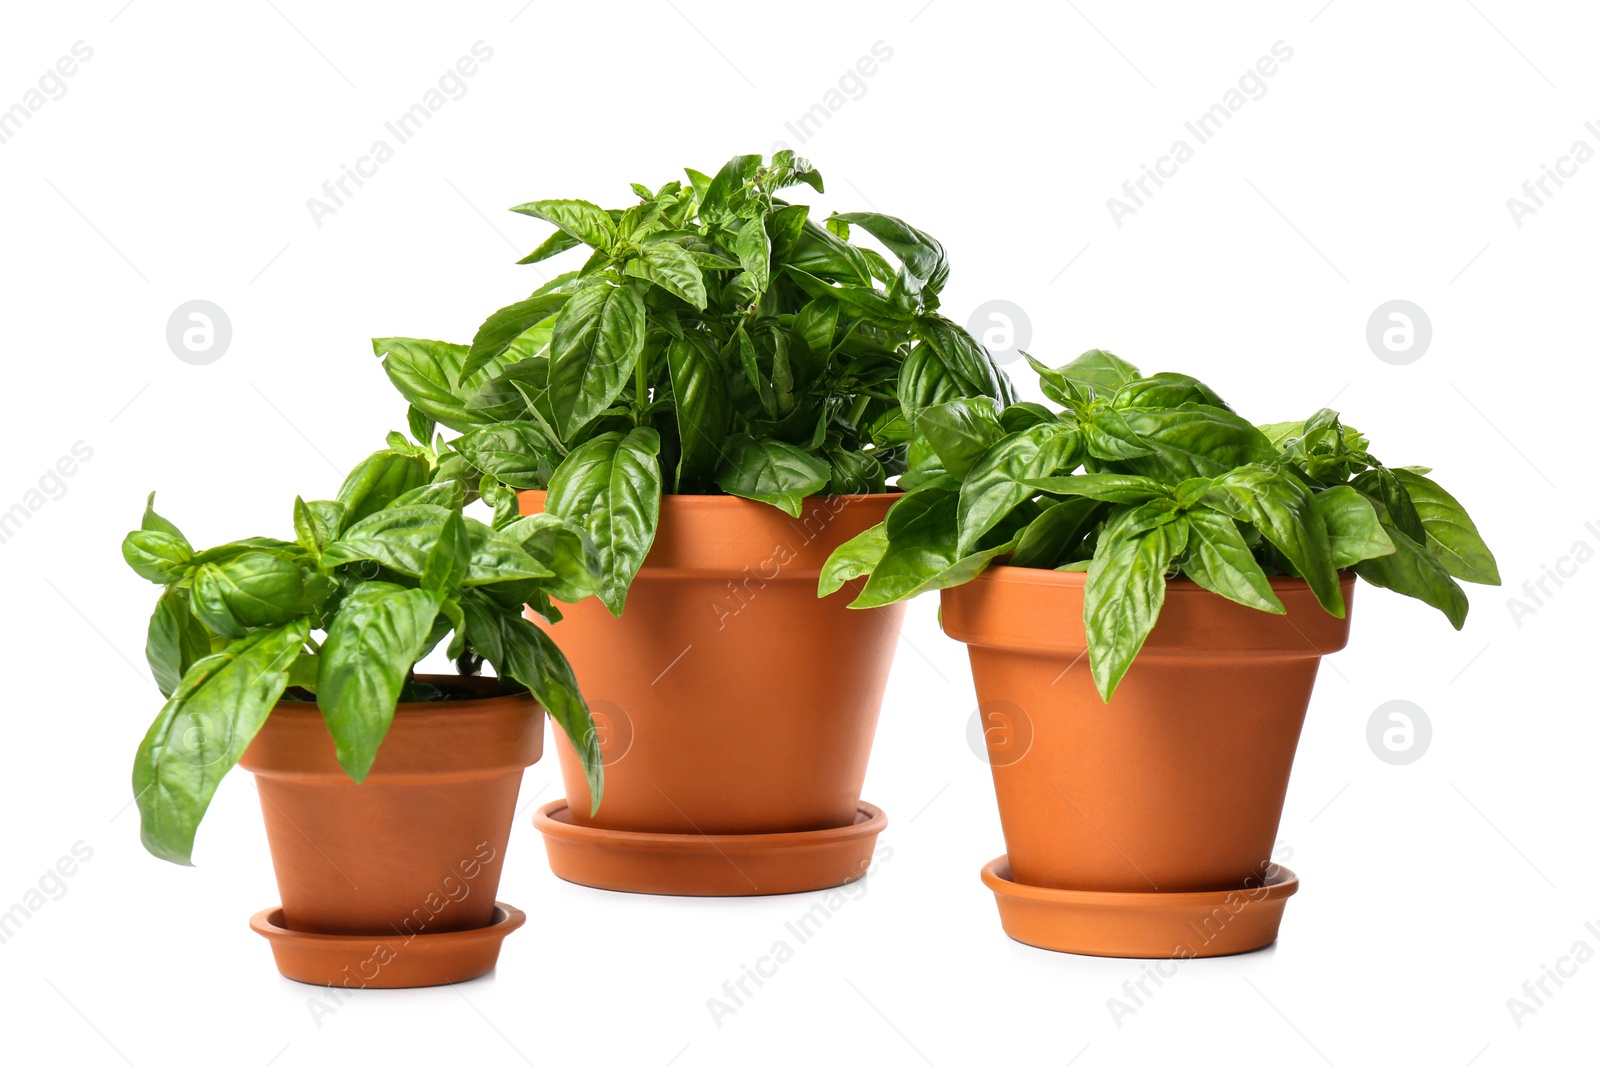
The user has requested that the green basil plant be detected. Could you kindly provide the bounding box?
[373,152,1014,614]
[820,349,1500,700]
[124,442,603,865]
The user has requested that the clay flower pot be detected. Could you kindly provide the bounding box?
[941,566,1355,957]
[238,675,542,986]
[519,491,904,896]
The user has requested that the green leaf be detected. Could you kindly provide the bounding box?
[734,217,771,292]
[517,227,580,265]
[463,292,567,383]
[665,334,730,491]
[496,513,601,603]
[509,198,617,250]
[1356,524,1470,628]
[913,317,1009,400]
[335,449,432,529]
[1390,469,1500,584]
[715,437,830,517]
[1181,509,1285,613]
[372,337,487,433]
[548,284,648,440]
[316,583,442,782]
[123,529,192,584]
[1119,406,1278,480]
[421,510,470,598]
[1008,498,1101,569]
[624,242,708,308]
[1085,505,1189,701]
[794,297,838,363]
[133,620,309,864]
[1112,372,1232,412]
[1202,464,1343,616]
[462,601,602,813]
[832,211,948,296]
[293,497,344,558]
[1054,349,1141,398]
[451,422,559,490]
[1314,485,1395,569]
[545,428,662,615]
[917,397,1005,478]
[1019,473,1170,504]
[140,492,189,543]
[1353,466,1426,544]
[896,341,965,433]
[144,588,213,698]
[957,423,1081,553]
[854,487,1013,607]
[190,552,317,638]
[819,522,888,597]
[324,505,555,586]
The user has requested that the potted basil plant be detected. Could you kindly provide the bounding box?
[373,152,1014,895]
[123,442,602,985]
[823,349,1499,957]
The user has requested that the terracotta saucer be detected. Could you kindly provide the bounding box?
[980,857,1298,959]
[249,902,526,988]
[533,800,886,896]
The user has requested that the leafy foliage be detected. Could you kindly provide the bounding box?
[822,351,1500,700]
[124,446,604,865]
[375,152,1013,614]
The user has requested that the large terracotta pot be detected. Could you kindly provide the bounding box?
[518,492,904,837]
[239,675,542,936]
[941,567,1355,894]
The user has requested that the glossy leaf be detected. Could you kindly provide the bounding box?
[1181,509,1285,613]
[132,620,309,864]
[1085,505,1189,700]
[463,292,567,383]
[510,199,617,250]
[1202,464,1343,616]
[956,423,1080,553]
[1314,485,1395,569]
[819,522,889,597]
[545,428,662,615]
[715,437,830,517]
[1356,525,1470,628]
[548,284,648,439]
[316,582,442,782]
[1390,468,1499,584]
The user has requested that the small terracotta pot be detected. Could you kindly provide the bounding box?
[239,675,542,936]
[941,567,1354,896]
[518,491,904,839]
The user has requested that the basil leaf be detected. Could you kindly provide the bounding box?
[917,397,1005,479]
[123,529,192,585]
[1313,485,1395,569]
[546,428,662,615]
[1181,508,1285,614]
[624,242,708,309]
[1019,472,1170,504]
[1085,505,1189,700]
[190,551,317,638]
[1202,464,1343,617]
[452,421,560,490]
[666,335,730,491]
[372,337,487,433]
[510,198,617,250]
[1390,468,1500,584]
[335,449,432,528]
[548,283,648,440]
[324,505,555,586]
[819,522,889,597]
[956,423,1081,553]
[715,437,830,517]
[463,292,567,383]
[1008,497,1102,569]
[132,620,309,865]
[144,588,212,698]
[316,582,442,782]
[1356,524,1470,628]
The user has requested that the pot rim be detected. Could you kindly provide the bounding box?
[969,563,1356,593]
[518,488,903,508]
[271,673,534,717]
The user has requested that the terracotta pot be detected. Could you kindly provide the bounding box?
[238,675,543,936]
[518,491,905,837]
[941,567,1354,895]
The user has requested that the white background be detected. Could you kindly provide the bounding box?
[1,1,1596,1064]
